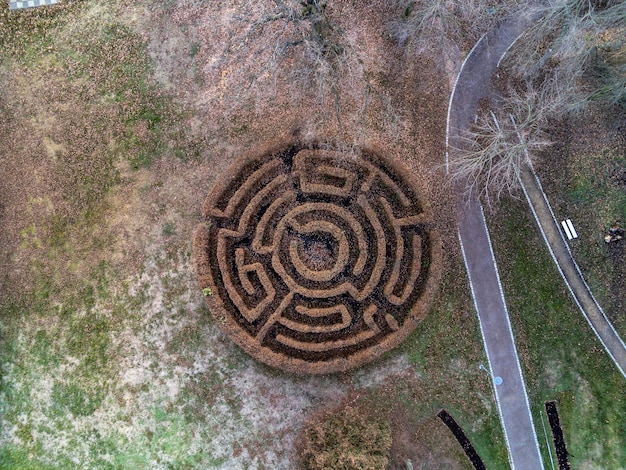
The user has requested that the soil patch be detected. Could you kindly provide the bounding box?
[437,409,486,470]
[545,400,571,470]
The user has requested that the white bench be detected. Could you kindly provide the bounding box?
[9,0,58,10]
[561,219,578,240]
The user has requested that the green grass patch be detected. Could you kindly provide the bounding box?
[488,197,626,468]
[0,446,57,470]
[538,123,626,336]
[0,1,85,63]
[398,256,509,468]
[67,314,111,372]
[51,381,105,417]
[563,148,626,333]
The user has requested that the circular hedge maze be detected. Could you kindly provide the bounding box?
[193,143,442,374]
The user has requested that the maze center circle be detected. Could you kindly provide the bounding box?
[297,236,336,271]
[193,144,442,374]
[288,220,348,282]
[279,206,351,285]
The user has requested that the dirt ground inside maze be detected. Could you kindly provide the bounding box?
[0,1,501,468]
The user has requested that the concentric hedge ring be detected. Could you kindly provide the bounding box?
[193,143,442,374]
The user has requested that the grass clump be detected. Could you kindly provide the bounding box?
[300,405,392,470]
[0,1,85,62]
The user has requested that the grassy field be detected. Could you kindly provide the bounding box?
[535,108,626,338]
[3,0,624,469]
[0,1,509,468]
[487,197,626,469]
[5,0,621,468]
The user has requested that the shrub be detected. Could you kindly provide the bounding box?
[300,405,392,470]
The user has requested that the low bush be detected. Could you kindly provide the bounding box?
[300,405,392,470]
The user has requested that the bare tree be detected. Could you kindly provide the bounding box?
[386,0,520,55]
[450,0,625,203]
[449,83,553,205]
[503,0,626,107]
[182,0,401,143]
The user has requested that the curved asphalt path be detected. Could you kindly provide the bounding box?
[519,164,626,378]
[446,12,544,470]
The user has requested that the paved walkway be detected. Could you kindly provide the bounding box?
[519,164,626,378]
[447,13,544,470]
[458,202,543,470]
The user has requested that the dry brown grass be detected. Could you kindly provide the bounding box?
[300,403,392,470]
[0,1,505,468]
[297,378,476,470]
[0,1,193,303]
